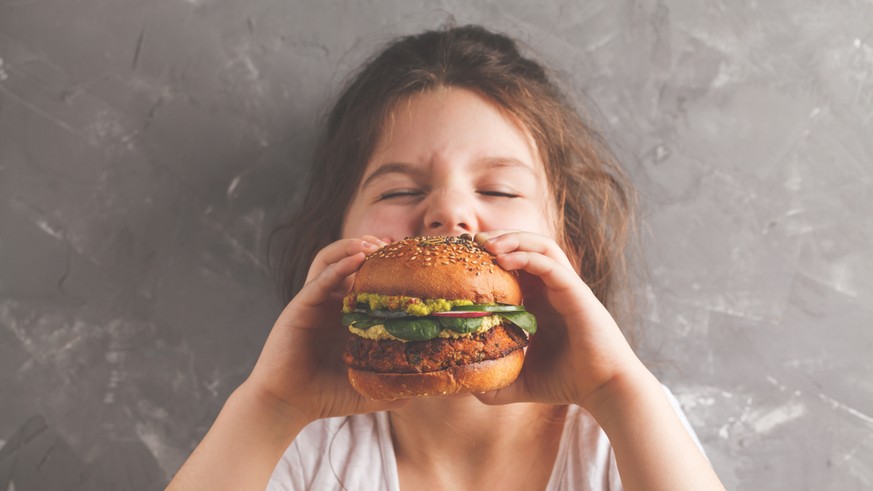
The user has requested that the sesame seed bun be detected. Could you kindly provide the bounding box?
[351,235,522,304]
[342,235,530,400]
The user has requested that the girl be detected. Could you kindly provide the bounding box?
[168,25,724,490]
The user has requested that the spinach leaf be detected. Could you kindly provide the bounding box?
[497,311,537,334]
[383,318,440,341]
[437,316,483,333]
[341,312,382,329]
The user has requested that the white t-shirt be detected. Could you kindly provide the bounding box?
[267,387,702,491]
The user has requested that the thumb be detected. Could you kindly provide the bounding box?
[473,379,528,406]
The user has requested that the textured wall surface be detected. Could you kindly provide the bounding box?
[1,1,871,489]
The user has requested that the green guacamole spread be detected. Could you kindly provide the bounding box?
[343,293,474,316]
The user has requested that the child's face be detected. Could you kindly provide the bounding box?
[342,86,558,242]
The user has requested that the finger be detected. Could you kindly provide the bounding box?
[494,251,597,314]
[477,231,575,270]
[310,238,380,278]
[330,237,386,294]
[306,238,381,284]
[360,235,388,247]
[495,251,573,287]
[473,379,530,406]
[287,252,366,320]
[474,229,516,243]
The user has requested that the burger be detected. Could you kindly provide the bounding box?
[341,234,536,400]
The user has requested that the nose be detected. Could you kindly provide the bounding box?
[421,189,477,236]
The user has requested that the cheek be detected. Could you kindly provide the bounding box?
[342,205,418,241]
[480,203,557,238]
[533,187,562,239]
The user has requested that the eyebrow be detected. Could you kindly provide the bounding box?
[361,157,538,189]
[360,162,423,189]
[474,157,538,175]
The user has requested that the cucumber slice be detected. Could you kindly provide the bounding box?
[450,304,526,312]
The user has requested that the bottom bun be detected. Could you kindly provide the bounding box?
[347,348,525,401]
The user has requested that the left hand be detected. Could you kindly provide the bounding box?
[472,230,647,408]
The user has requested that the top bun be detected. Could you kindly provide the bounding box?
[352,235,523,304]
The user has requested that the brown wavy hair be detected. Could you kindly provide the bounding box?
[272,25,639,332]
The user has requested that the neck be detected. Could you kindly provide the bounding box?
[389,396,566,490]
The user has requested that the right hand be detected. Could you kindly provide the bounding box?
[242,236,405,425]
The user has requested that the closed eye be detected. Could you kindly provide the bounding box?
[478,190,520,198]
[378,189,425,201]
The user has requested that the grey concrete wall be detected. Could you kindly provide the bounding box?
[1,1,871,489]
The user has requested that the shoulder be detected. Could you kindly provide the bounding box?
[268,412,398,491]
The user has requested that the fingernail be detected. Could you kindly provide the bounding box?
[474,232,492,244]
[362,241,379,251]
